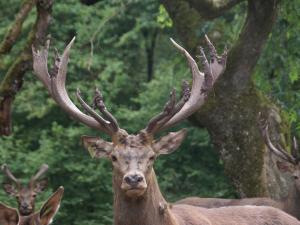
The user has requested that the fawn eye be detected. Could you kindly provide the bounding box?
[32,193,37,197]
[293,175,299,180]
[111,155,118,162]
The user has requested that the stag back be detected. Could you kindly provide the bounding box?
[1,164,49,216]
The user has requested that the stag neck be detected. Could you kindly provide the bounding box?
[113,169,177,225]
[281,183,300,219]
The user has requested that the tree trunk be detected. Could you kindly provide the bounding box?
[0,0,53,136]
[162,0,293,200]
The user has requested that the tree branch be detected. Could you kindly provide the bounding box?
[187,0,245,19]
[219,0,278,93]
[0,0,36,54]
[0,0,53,136]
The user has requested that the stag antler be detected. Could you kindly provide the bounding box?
[33,35,227,139]
[144,35,227,135]
[258,115,300,165]
[29,164,49,188]
[1,164,21,189]
[32,38,120,136]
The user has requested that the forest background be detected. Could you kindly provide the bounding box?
[0,0,299,225]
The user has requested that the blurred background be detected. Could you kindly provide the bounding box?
[0,0,299,224]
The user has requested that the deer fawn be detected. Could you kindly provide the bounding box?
[0,187,64,225]
[32,36,300,224]
[1,164,48,217]
[176,119,300,220]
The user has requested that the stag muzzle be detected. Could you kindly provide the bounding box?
[121,172,147,197]
[19,203,33,216]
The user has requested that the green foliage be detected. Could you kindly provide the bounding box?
[1,0,299,224]
[254,0,300,131]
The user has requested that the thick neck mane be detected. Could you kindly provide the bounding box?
[113,168,177,225]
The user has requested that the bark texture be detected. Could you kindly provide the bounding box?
[162,0,293,200]
[0,0,53,136]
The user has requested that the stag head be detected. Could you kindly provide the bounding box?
[259,117,300,192]
[32,35,227,197]
[0,187,63,225]
[1,164,49,216]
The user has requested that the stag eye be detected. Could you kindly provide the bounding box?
[149,156,155,161]
[111,155,118,162]
[293,175,299,180]
[32,193,37,197]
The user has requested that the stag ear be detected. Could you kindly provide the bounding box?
[276,161,294,173]
[153,129,187,155]
[2,182,18,196]
[81,136,113,158]
[39,186,64,225]
[34,178,48,193]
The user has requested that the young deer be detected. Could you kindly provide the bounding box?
[0,187,64,225]
[1,164,48,216]
[176,120,300,220]
[32,36,300,225]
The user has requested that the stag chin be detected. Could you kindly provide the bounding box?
[19,208,33,216]
[121,183,147,197]
[125,188,146,197]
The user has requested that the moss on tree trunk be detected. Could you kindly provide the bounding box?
[162,0,294,199]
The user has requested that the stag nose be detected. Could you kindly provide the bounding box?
[21,203,29,208]
[124,174,144,186]
[20,203,32,211]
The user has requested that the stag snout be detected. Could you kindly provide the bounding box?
[121,172,147,197]
[124,174,144,185]
[19,203,33,215]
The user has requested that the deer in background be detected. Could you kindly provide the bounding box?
[32,35,300,225]
[0,186,64,225]
[1,164,48,217]
[176,119,300,220]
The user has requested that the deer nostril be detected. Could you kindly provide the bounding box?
[125,174,144,185]
[137,176,143,182]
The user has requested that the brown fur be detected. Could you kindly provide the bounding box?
[0,187,63,225]
[83,130,300,225]
[113,169,300,225]
[176,162,300,220]
[0,203,18,225]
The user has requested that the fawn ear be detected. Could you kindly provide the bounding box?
[153,129,187,155]
[81,136,113,158]
[0,203,19,225]
[276,161,294,173]
[2,182,18,196]
[39,187,64,225]
[34,178,48,193]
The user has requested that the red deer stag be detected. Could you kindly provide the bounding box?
[0,187,64,225]
[32,36,300,225]
[176,119,300,220]
[1,164,48,217]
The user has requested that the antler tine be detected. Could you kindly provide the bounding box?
[29,164,49,186]
[76,89,110,128]
[149,36,226,132]
[291,136,300,161]
[93,88,119,132]
[1,164,21,188]
[32,38,120,136]
[145,81,190,134]
[262,124,296,164]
